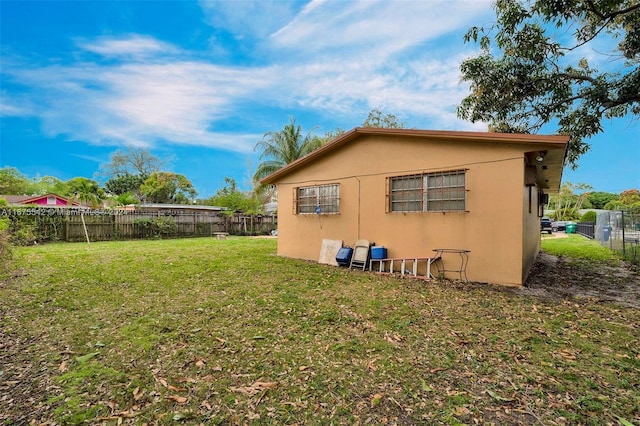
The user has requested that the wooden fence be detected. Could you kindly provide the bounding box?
[1,207,277,243]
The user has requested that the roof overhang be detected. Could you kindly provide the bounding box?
[524,147,567,193]
[260,127,569,191]
[6,193,83,206]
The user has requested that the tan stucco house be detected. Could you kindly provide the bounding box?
[261,128,568,286]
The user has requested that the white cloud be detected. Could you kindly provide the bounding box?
[198,0,302,40]
[70,153,104,163]
[258,0,494,128]
[7,54,271,152]
[78,35,180,59]
[3,0,495,153]
[0,97,30,117]
[271,0,493,58]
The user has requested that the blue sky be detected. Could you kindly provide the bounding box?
[1,0,638,198]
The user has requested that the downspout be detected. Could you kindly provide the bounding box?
[357,177,361,239]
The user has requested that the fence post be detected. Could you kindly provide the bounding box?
[608,212,613,250]
[622,210,626,257]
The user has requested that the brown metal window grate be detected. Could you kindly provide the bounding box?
[294,184,340,214]
[388,170,467,212]
[390,174,423,212]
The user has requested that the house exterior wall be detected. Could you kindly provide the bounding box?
[522,185,542,283]
[273,134,544,286]
[31,197,68,206]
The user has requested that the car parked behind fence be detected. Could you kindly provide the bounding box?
[552,221,566,232]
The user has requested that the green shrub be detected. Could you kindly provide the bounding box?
[133,217,177,238]
[0,217,12,268]
[550,208,580,221]
[9,219,38,245]
[580,211,597,223]
[1,207,67,245]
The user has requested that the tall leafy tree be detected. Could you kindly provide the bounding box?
[602,189,640,210]
[315,108,406,146]
[548,182,593,220]
[34,176,68,196]
[140,172,197,204]
[253,117,322,183]
[362,107,407,129]
[99,146,169,178]
[0,167,30,194]
[316,128,347,145]
[99,146,171,201]
[586,191,619,209]
[204,177,262,214]
[618,189,640,208]
[458,0,639,168]
[105,173,146,200]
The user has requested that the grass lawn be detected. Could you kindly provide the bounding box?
[541,233,621,263]
[1,237,638,425]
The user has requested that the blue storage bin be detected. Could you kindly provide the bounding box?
[370,246,387,259]
[336,247,353,266]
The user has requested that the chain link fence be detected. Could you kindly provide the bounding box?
[594,208,640,263]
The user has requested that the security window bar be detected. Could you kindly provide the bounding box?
[389,170,466,212]
[295,184,340,214]
[390,174,423,212]
[425,171,466,212]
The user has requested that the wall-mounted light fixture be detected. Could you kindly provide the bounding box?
[536,150,548,163]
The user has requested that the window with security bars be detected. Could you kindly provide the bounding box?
[388,170,467,212]
[294,184,340,214]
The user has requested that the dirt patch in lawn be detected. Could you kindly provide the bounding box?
[520,251,640,309]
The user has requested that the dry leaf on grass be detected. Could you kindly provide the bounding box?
[558,349,577,360]
[371,393,384,406]
[384,332,402,344]
[486,389,515,402]
[154,374,169,388]
[452,406,470,416]
[175,376,198,383]
[165,395,188,404]
[230,380,277,396]
[132,387,145,401]
[367,358,378,371]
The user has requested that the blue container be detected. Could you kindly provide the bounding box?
[370,246,387,259]
[336,247,353,266]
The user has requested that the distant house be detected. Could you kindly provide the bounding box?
[261,128,568,287]
[0,193,87,208]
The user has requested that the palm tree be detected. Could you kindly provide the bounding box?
[253,117,321,183]
[67,177,102,208]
